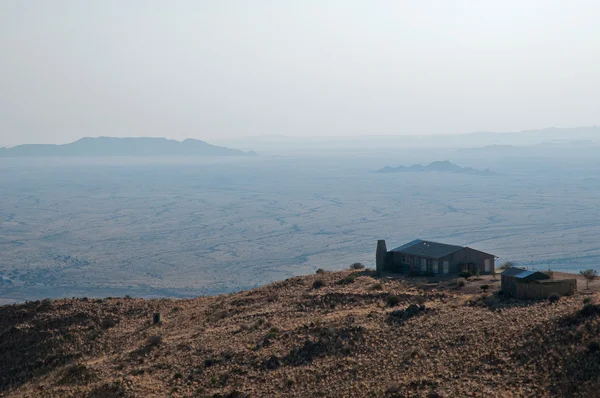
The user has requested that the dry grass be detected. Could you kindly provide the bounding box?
[0,270,598,397]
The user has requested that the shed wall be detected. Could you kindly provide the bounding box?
[513,279,577,300]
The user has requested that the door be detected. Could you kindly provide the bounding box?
[421,258,427,273]
[443,261,449,274]
[484,259,491,273]
[432,260,439,274]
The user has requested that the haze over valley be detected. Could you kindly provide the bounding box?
[1,130,599,304]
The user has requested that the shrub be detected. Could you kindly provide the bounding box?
[457,279,466,288]
[480,285,489,292]
[315,268,326,274]
[101,318,118,329]
[337,274,358,285]
[588,341,600,353]
[350,262,365,270]
[387,295,401,307]
[312,279,325,289]
[548,292,561,303]
[370,283,384,291]
[583,297,593,305]
[499,261,513,270]
[458,271,472,279]
[147,335,163,347]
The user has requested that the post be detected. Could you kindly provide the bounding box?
[376,240,387,274]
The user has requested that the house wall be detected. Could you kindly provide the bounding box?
[440,248,496,275]
[384,247,494,276]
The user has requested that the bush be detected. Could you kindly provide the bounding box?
[315,268,326,274]
[548,292,561,303]
[480,285,489,292]
[387,295,401,307]
[147,335,163,347]
[458,271,472,279]
[350,262,365,270]
[457,279,466,288]
[370,283,384,291]
[499,261,513,270]
[337,274,358,285]
[312,279,325,289]
[583,297,593,305]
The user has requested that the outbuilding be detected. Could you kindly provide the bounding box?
[500,267,576,299]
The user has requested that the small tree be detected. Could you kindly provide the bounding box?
[480,285,489,293]
[580,269,598,290]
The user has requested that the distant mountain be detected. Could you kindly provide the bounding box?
[375,161,494,176]
[0,137,257,157]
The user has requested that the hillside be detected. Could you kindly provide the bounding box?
[375,161,494,176]
[0,137,257,157]
[2,270,600,397]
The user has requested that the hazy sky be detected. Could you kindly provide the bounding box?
[1,1,599,146]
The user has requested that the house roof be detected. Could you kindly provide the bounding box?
[391,239,464,259]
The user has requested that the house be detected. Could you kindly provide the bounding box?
[500,267,576,299]
[376,239,496,276]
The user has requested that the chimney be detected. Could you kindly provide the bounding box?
[376,240,387,274]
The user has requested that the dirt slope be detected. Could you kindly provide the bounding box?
[1,270,600,397]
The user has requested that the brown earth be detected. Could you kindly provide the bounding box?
[2,270,600,397]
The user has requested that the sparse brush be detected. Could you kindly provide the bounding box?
[370,282,384,291]
[583,297,593,305]
[350,262,365,270]
[457,279,466,288]
[480,285,489,292]
[548,292,561,303]
[315,268,326,274]
[313,279,325,289]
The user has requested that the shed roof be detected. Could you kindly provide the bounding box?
[391,240,464,259]
[501,268,551,281]
[500,267,527,276]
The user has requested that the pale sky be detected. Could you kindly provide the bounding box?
[1,0,599,147]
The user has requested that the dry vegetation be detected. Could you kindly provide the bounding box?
[2,270,600,397]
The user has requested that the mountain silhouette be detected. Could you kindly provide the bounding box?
[0,137,257,157]
[375,160,493,175]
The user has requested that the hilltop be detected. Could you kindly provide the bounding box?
[1,269,599,397]
[375,161,494,176]
[0,137,257,157]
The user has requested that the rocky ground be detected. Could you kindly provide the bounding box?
[2,269,600,397]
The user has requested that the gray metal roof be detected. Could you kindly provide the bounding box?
[501,268,551,281]
[500,267,527,276]
[391,239,464,259]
